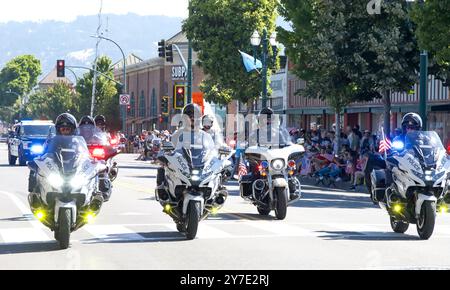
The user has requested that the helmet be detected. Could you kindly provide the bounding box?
[401,112,422,131]
[55,113,77,135]
[182,103,202,119]
[94,115,106,127]
[202,115,214,128]
[79,115,95,126]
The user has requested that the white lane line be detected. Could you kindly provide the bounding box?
[83,225,145,241]
[0,228,51,243]
[245,221,315,237]
[0,190,51,242]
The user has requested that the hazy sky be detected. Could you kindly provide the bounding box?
[0,0,188,23]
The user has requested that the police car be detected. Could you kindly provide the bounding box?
[8,120,55,166]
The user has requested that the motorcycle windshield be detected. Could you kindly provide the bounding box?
[78,124,108,145]
[405,131,445,168]
[176,134,216,170]
[45,135,90,174]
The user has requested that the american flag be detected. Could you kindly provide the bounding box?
[238,155,248,178]
[378,137,392,153]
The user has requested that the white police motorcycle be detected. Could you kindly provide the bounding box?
[28,135,107,249]
[371,131,450,239]
[155,137,234,240]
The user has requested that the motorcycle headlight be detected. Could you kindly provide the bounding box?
[271,159,285,171]
[48,173,64,188]
[70,175,87,189]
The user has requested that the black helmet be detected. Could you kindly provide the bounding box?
[182,103,202,119]
[401,112,422,132]
[94,115,106,126]
[55,113,77,135]
[79,115,95,126]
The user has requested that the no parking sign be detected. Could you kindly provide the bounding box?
[119,94,130,105]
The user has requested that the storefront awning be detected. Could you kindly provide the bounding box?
[345,107,370,113]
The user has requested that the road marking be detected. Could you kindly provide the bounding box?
[246,221,315,237]
[83,224,145,242]
[0,228,51,243]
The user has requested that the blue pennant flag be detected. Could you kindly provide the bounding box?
[239,50,262,73]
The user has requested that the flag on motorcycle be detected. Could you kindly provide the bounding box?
[238,155,248,178]
[378,137,391,153]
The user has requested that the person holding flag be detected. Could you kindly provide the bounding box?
[364,112,423,195]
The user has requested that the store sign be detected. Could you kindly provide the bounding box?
[172,66,187,80]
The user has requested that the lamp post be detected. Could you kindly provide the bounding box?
[406,0,427,129]
[90,35,127,133]
[250,29,278,109]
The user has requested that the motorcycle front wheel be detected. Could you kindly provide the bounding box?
[417,201,436,240]
[57,208,71,249]
[274,187,287,220]
[186,201,201,240]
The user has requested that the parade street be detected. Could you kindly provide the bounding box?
[0,143,450,270]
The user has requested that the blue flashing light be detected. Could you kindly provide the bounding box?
[392,140,404,151]
[30,144,44,154]
[261,161,269,169]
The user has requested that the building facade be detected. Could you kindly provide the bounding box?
[114,32,205,136]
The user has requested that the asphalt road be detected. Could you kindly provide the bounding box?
[1,142,450,270]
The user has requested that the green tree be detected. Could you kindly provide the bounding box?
[0,55,42,106]
[75,56,120,130]
[279,0,418,137]
[183,0,279,108]
[25,81,79,121]
[412,0,450,85]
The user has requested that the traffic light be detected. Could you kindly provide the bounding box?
[161,96,169,115]
[127,104,131,113]
[174,85,186,110]
[158,40,166,58]
[56,60,65,77]
[166,44,173,63]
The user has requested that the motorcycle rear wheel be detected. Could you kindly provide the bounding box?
[186,201,201,240]
[417,201,436,240]
[274,188,287,220]
[57,208,71,249]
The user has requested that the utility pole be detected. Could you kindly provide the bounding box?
[91,0,103,116]
[187,0,193,104]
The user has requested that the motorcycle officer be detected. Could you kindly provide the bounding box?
[78,115,97,143]
[28,113,78,194]
[157,104,216,193]
[249,107,292,148]
[364,112,423,194]
[202,114,225,147]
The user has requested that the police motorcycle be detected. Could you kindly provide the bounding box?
[155,137,234,240]
[371,131,450,239]
[27,135,107,249]
[78,124,119,183]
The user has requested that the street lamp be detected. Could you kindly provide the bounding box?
[90,35,127,132]
[250,29,278,109]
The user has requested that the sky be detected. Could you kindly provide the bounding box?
[0,0,189,23]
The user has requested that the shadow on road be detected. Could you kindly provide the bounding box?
[125,175,156,179]
[0,241,60,254]
[0,215,34,222]
[316,231,421,241]
[81,232,187,244]
[290,190,378,210]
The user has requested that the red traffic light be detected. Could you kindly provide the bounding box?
[56,59,65,77]
[177,87,184,94]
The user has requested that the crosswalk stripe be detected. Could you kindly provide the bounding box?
[0,228,51,243]
[83,225,145,241]
[245,221,315,237]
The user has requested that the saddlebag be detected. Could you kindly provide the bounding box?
[371,169,387,202]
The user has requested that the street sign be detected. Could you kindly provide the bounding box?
[119,94,130,105]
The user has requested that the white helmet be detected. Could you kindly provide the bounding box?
[202,115,214,128]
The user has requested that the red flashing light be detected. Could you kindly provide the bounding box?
[288,160,296,168]
[90,147,106,159]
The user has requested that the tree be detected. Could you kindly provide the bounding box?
[412,0,450,86]
[25,81,79,121]
[75,56,120,130]
[0,55,41,106]
[279,0,418,137]
[183,0,279,108]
